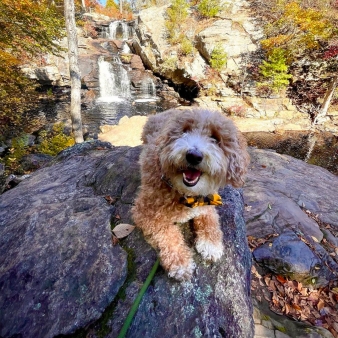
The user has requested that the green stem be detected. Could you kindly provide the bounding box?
[117,258,160,338]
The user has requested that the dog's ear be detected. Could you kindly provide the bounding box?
[213,126,250,188]
[225,133,250,187]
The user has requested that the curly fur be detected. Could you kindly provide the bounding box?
[132,108,249,281]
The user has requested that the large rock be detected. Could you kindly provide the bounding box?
[0,141,254,338]
[244,148,338,240]
[253,231,337,287]
[0,142,128,338]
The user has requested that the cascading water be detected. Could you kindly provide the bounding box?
[81,20,173,131]
[134,77,158,102]
[97,56,131,102]
[109,21,134,40]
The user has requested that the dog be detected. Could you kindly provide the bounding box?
[132,108,249,281]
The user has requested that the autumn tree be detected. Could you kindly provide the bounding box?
[106,0,118,9]
[257,0,337,118]
[0,0,64,137]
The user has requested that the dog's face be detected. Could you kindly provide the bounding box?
[156,109,249,196]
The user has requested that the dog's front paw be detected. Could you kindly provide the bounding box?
[168,260,196,281]
[195,239,224,262]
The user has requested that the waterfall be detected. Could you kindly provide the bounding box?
[97,56,131,102]
[122,41,131,54]
[109,21,133,40]
[134,77,158,103]
[141,77,156,98]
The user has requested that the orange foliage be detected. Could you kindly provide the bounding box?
[262,1,334,55]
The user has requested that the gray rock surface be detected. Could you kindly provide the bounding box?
[244,148,338,240]
[253,231,337,287]
[0,142,127,338]
[107,186,253,338]
[0,141,254,338]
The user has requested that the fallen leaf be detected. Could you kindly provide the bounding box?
[112,235,119,246]
[112,223,135,239]
[291,303,302,312]
[317,298,325,311]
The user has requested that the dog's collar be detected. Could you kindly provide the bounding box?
[180,194,223,208]
[161,174,223,208]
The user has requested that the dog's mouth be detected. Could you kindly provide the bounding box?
[182,168,202,187]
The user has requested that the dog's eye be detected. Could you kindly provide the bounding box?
[210,134,220,143]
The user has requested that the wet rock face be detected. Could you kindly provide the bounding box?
[253,231,337,287]
[0,141,254,338]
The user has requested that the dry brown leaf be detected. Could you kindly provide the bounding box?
[264,275,271,286]
[112,235,119,246]
[291,303,302,312]
[269,280,277,291]
[317,298,325,311]
[112,223,135,239]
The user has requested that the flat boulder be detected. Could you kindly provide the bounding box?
[0,141,254,338]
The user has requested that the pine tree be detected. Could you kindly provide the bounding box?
[259,48,292,92]
[210,43,227,71]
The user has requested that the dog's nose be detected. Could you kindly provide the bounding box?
[186,149,203,165]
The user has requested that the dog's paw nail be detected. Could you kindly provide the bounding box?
[196,240,224,262]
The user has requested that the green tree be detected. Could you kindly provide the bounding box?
[210,43,227,71]
[197,0,222,18]
[259,48,292,93]
[165,0,189,44]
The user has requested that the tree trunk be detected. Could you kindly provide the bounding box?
[120,0,123,14]
[314,75,338,125]
[64,0,84,143]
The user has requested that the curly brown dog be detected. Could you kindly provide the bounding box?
[132,108,249,281]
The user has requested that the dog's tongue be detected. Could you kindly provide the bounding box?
[183,168,201,186]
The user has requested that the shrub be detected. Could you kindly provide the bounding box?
[159,56,178,72]
[197,0,222,18]
[259,48,292,93]
[165,0,190,44]
[210,43,227,71]
[4,135,30,173]
[37,123,75,156]
[226,105,246,117]
[180,37,194,56]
